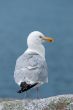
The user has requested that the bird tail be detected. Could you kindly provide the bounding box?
[17,82,38,93]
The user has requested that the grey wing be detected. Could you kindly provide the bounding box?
[14,53,48,85]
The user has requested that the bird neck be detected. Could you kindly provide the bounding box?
[25,44,45,59]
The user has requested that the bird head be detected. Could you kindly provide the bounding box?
[27,31,54,45]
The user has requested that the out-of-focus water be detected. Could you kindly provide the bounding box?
[0,0,73,98]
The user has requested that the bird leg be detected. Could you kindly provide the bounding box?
[25,91,29,98]
[36,87,39,99]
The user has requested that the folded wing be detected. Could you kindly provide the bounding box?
[14,52,48,86]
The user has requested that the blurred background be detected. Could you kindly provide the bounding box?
[0,0,73,99]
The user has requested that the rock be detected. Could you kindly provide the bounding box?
[0,95,73,110]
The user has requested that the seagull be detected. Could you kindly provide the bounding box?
[14,31,54,96]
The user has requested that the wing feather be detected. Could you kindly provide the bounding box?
[14,53,48,85]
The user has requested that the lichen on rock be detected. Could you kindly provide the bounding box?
[0,95,73,110]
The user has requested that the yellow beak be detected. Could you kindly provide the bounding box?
[43,36,54,42]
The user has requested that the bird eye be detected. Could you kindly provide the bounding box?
[39,36,42,38]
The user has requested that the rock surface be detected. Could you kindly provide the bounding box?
[0,95,73,110]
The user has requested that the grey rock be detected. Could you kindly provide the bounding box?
[68,102,73,110]
[0,95,73,110]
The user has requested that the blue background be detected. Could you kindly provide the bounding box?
[0,0,73,98]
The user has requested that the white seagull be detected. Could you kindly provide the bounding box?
[14,31,54,94]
